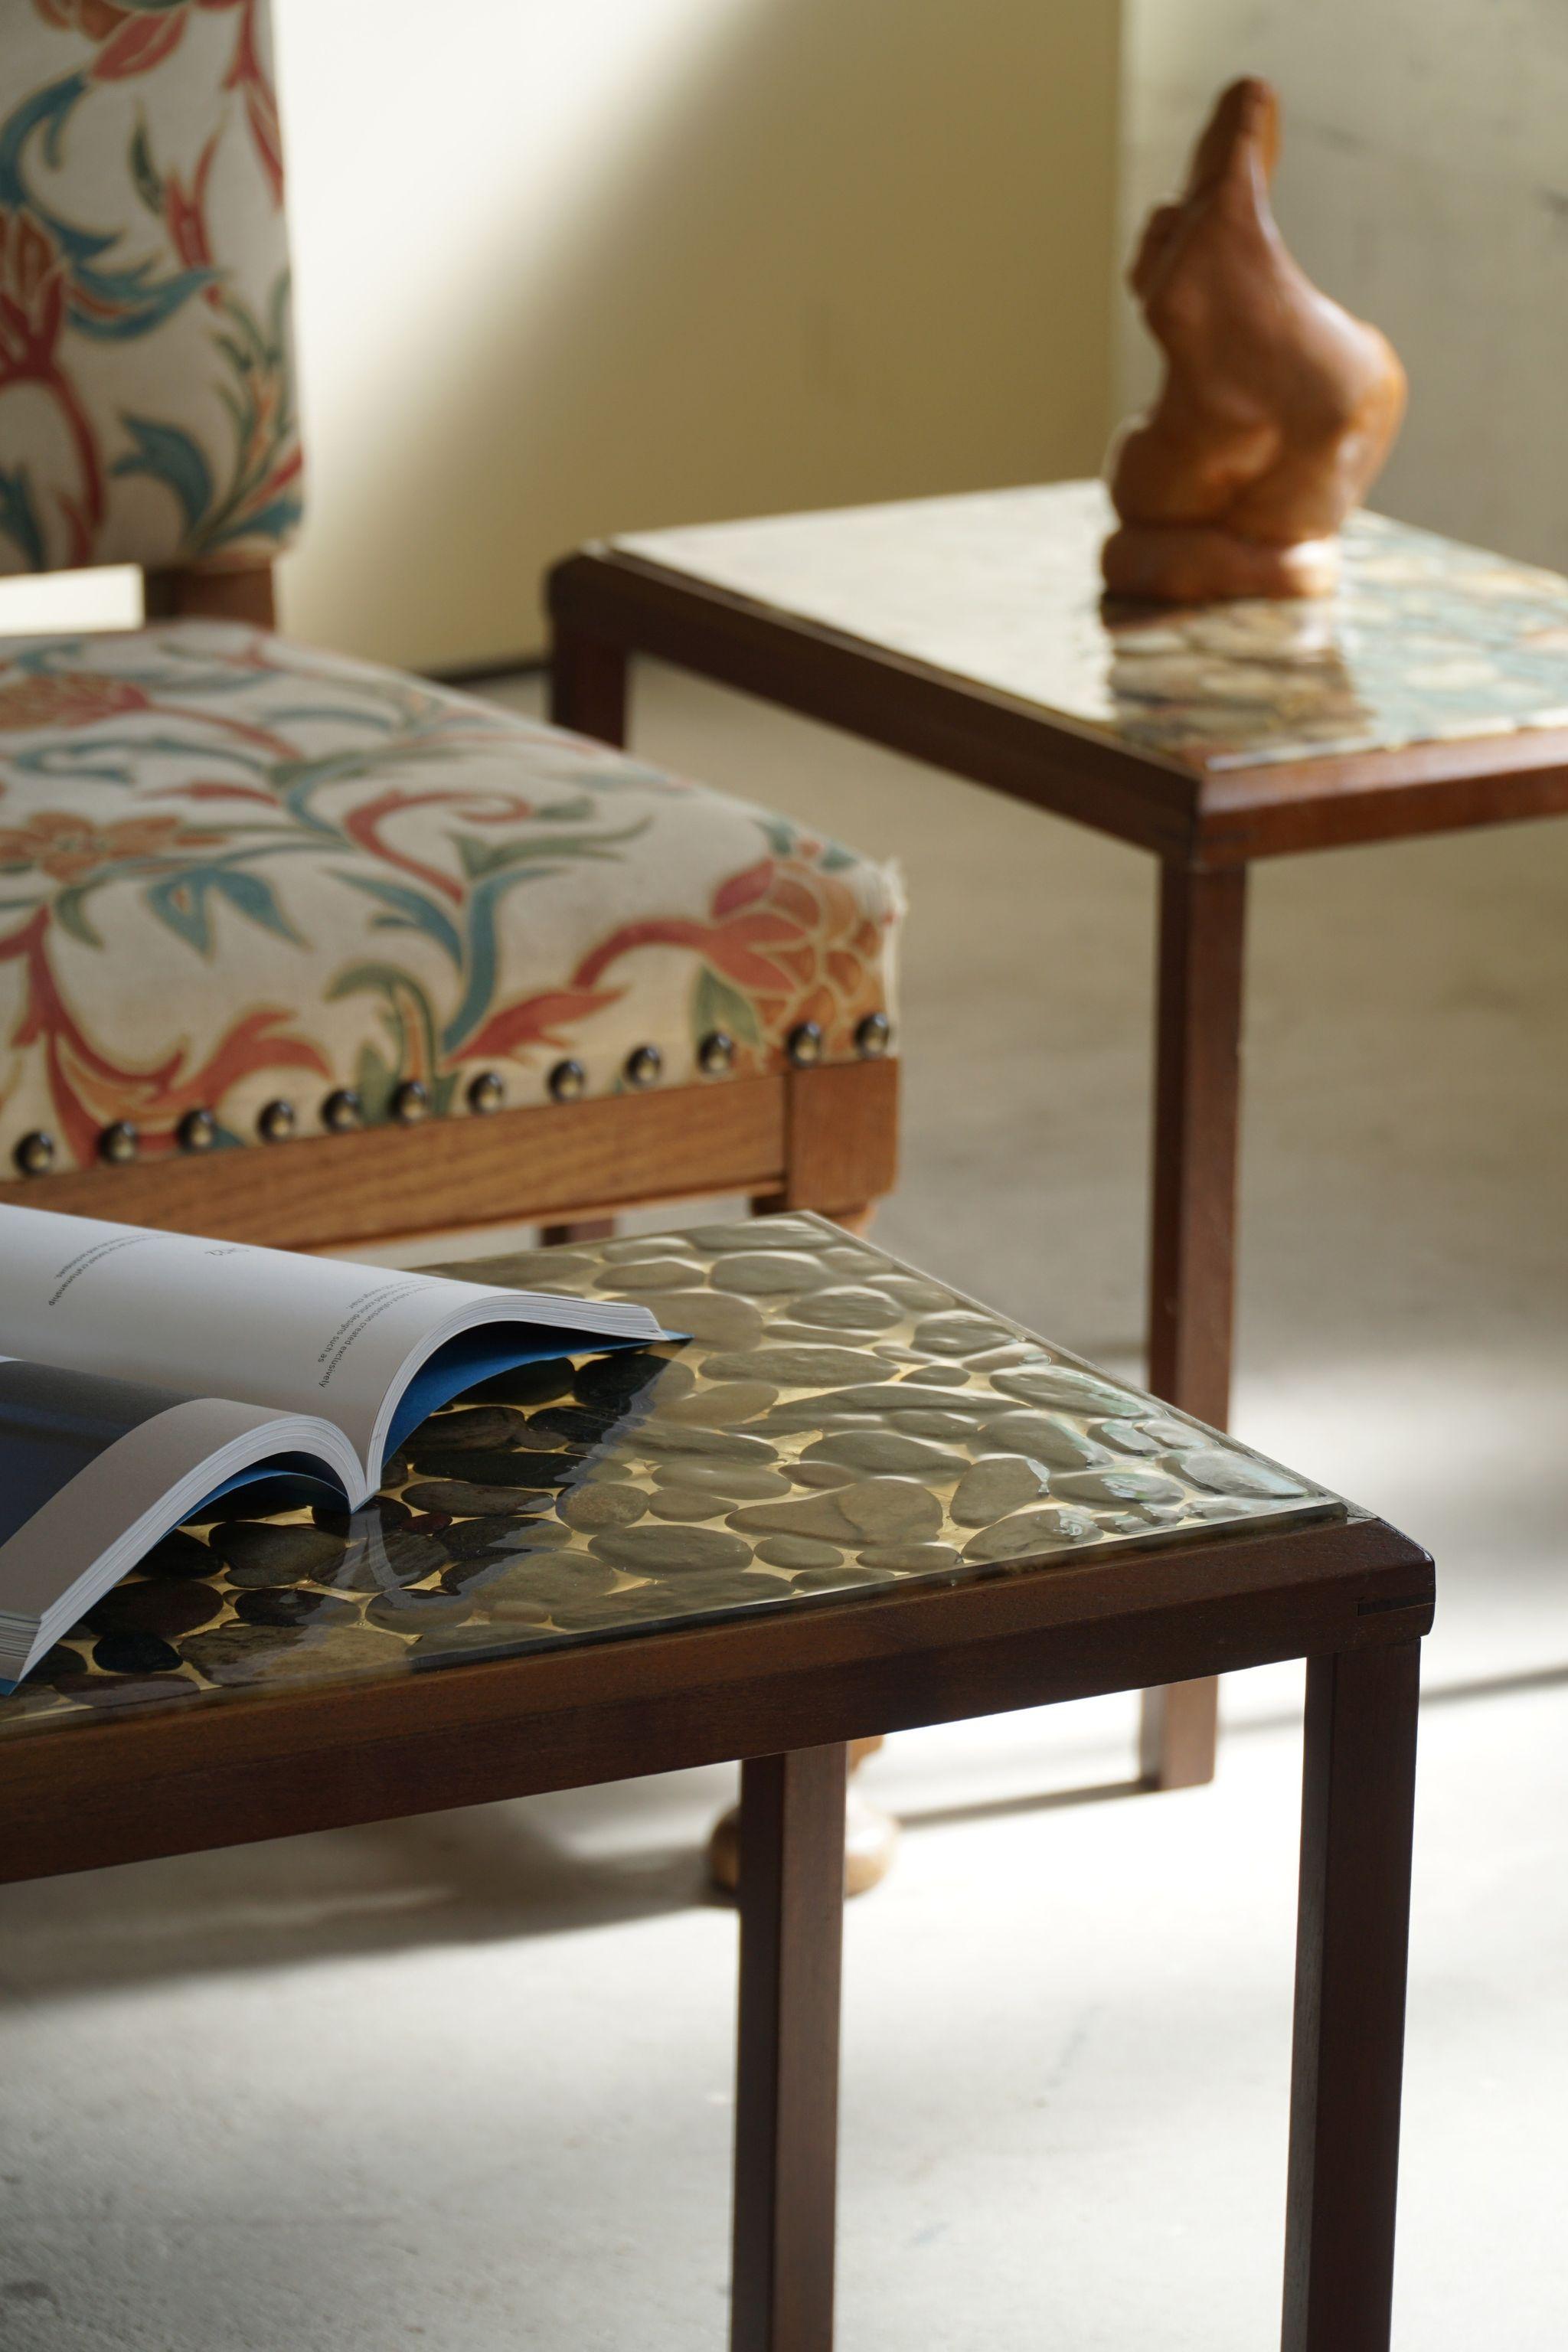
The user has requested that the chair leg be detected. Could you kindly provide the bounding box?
[1282,1644,1420,2352]
[731,1746,847,2352]
[1140,861,1248,1790]
[751,1195,876,1238]
[550,622,629,746]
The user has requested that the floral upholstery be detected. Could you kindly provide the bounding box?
[0,622,903,1173]
[0,1,297,576]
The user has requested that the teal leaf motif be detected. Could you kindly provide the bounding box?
[760,816,798,858]
[454,820,647,884]
[351,1040,398,1122]
[0,466,45,571]
[207,490,302,550]
[112,416,213,533]
[129,119,162,215]
[692,964,762,1050]
[52,887,103,950]
[148,864,301,957]
[332,871,463,966]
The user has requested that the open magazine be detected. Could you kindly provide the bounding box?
[0,1207,675,1689]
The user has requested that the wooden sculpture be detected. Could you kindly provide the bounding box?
[1103,77,1406,601]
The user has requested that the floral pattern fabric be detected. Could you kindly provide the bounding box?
[0,0,298,576]
[0,621,903,1171]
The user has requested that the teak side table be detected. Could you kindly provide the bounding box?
[0,1217,1432,2351]
[547,481,1568,1790]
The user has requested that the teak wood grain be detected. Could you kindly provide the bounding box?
[550,547,1568,863]
[1284,1642,1421,2352]
[0,1064,897,1253]
[0,1513,1430,1886]
[732,1746,847,2352]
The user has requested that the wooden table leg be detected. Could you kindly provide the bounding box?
[1140,861,1249,1789]
[1282,1643,1421,2352]
[731,1745,848,2352]
[550,621,629,746]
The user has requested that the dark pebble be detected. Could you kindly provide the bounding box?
[407,1406,528,1452]
[458,1361,576,1406]
[136,1530,214,1579]
[313,1496,413,1538]
[234,1587,358,1628]
[524,1403,622,1446]
[92,1631,181,1676]
[207,1523,348,1584]
[85,1579,224,1639]
[400,1449,579,1488]
[573,1350,681,1406]
[400,1479,559,1516]
[49,1672,195,1710]
[29,1642,87,1683]
[540,1590,687,1633]
[363,1530,452,1587]
[365,1590,473,1630]
[183,1623,310,1684]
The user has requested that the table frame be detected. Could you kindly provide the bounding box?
[547,536,1565,1786]
[0,1510,1431,2351]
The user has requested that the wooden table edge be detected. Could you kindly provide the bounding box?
[549,545,1204,861]
[0,1512,1431,1885]
[551,543,1568,866]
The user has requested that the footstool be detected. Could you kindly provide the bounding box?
[0,1215,1432,2351]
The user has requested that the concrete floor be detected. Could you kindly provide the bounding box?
[2,662,1566,2348]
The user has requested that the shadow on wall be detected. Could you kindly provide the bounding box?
[276,0,1119,671]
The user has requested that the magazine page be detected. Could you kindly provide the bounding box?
[0,1358,360,1687]
[0,1207,665,1485]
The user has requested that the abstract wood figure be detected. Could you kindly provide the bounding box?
[1104,78,1406,603]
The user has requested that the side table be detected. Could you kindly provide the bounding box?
[0,1214,1432,2350]
[548,482,1568,1786]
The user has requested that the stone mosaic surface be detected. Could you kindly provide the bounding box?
[0,1217,1341,1737]
[619,481,1568,771]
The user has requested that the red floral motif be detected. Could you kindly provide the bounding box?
[0,808,217,883]
[33,1,284,201]
[0,211,65,377]
[340,786,540,906]
[0,212,104,564]
[572,851,890,1063]
[164,131,218,276]
[0,668,150,733]
[0,905,327,1165]
[464,987,622,1065]
[33,2,134,38]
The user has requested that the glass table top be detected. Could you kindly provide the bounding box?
[0,1217,1341,1739]
[616,481,1568,773]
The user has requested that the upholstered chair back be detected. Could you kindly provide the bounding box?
[0,0,299,579]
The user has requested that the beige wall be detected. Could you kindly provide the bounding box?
[272,0,1121,671]
[1119,0,1568,570]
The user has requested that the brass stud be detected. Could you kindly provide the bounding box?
[14,1129,55,1177]
[257,1099,296,1143]
[178,1108,217,1153]
[99,1120,139,1165]
[855,1011,891,1059]
[786,1021,825,1068]
[549,1058,586,1103]
[697,1031,735,1077]
[322,1088,362,1133]
[624,1044,662,1089]
[467,1070,506,1116]
[391,1079,430,1125]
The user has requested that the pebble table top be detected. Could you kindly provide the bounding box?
[0,1216,1341,1738]
[616,481,1568,773]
